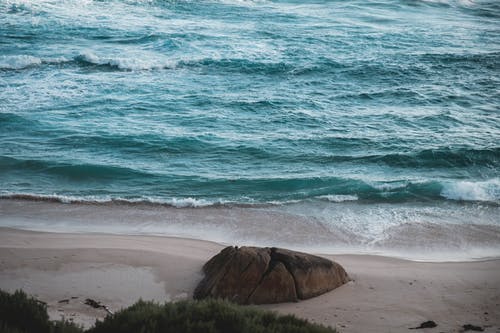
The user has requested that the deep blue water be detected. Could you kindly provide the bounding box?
[1,0,499,207]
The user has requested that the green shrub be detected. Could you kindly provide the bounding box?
[89,299,336,333]
[0,290,336,333]
[0,290,83,333]
[0,289,51,333]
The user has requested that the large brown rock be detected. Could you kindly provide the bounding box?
[273,248,349,299]
[193,246,349,304]
[194,246,271,304]
[248,261,297,304]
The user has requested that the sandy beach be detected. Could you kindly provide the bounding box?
[0,227,499,333]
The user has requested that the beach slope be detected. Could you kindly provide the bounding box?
[0,228,498,332]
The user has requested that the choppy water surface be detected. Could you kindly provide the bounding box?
[1,0,499,258]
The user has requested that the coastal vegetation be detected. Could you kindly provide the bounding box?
[0,289,336,333]
[0,290,80,333]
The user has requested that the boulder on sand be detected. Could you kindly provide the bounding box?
[194,246,349,305]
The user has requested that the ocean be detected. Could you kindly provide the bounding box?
[1,0,499,260]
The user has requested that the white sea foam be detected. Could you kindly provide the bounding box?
[0,55,71,70]
[0,193,112,204]
[420,0,476,6]
[215,0,269,8]
[76,50,171,71]
[441,179,499,202]
[120,196,232,208]
[318,194,359,202]
[0,55,41,69]
[0,192,226,208]
[162,197,217,208]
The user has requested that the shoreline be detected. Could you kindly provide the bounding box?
[2,226,500,264]
[1,227,499,332]
[2,198,500,262]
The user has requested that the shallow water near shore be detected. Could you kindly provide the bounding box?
[1,0,499,260]
[1,199,499,261]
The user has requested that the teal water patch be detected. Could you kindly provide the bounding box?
[0,0,499,207]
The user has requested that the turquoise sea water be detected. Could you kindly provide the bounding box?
[1,0,499,258]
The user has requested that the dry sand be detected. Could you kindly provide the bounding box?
[0,227,499,332]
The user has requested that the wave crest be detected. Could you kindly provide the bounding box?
[74,51,170,71]
[0,55,71,70]
[0,193,225,208]
[317,195,359,203]
[0,55,41,70]
[441,179,500,202]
